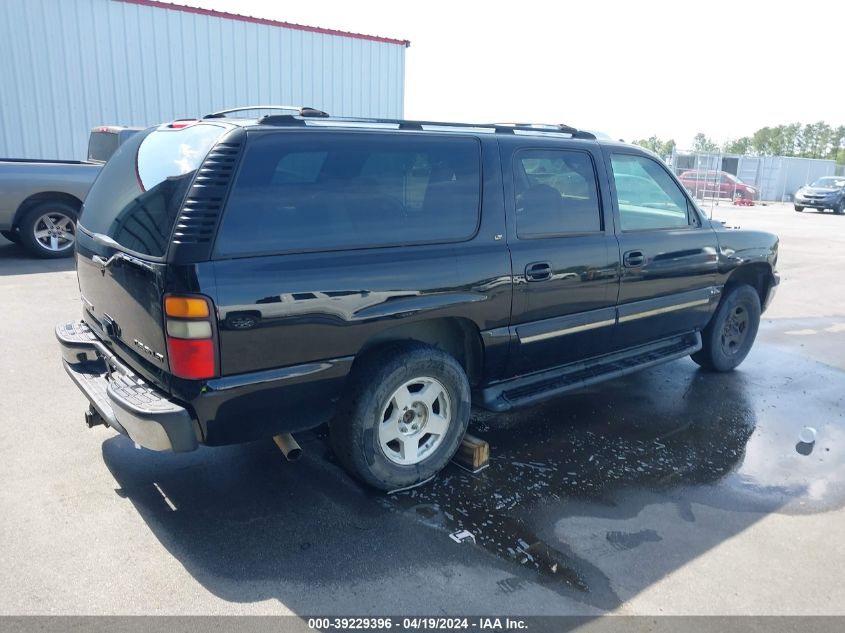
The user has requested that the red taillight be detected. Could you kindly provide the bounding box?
[168,119,198,129]
[167,338,216,380]
[164,294,216,380]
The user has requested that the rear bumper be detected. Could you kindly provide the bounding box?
[56,321,200,452]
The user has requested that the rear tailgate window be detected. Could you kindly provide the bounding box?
[80,123,227,258]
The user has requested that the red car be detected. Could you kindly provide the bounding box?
[678,170,758,201]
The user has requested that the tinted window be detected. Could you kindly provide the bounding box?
[80,124,226,257]
[273,151,326,184]
[611,154,693,231]
[87,132,119,162]
[513,150,601,237]
[215,133,481,256]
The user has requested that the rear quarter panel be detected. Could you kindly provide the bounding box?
[196,135,512,444]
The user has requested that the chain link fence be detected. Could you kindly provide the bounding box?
[663,149,838,206]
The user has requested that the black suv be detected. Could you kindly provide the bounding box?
[57,106,780,491]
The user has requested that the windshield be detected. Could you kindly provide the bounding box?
[810,177,845,188]
[80,124,226,257]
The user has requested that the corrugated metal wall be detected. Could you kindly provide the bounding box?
[0,0,406,159]
[740,156,835,201]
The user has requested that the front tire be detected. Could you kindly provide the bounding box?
[834,200,845,215]
[330,342,471,491]
[692,284,761,372]
[794,206,804,212]
[18,201,78,258]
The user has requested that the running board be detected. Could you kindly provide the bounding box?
[475,332,701,412]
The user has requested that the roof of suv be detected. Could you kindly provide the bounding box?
[194,105,600,141]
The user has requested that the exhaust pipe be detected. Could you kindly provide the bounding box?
[273,433,302,462]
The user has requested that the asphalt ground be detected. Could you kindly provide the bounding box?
[0,201,843,615]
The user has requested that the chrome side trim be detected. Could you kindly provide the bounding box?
[520,318,615,344]
[618,298,711,323]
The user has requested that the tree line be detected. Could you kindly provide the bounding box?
[634,122,845,162]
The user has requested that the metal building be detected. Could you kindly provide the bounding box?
[0,0,409,160]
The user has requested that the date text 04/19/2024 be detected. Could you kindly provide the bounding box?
[307,618,528,630]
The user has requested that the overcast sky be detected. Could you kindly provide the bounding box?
[179,0,843,148]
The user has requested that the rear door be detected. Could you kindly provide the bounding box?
[605,149,720,350]
[500,137,620,377]
[76,122,230,385]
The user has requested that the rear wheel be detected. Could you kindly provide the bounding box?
[794,206,804,212]
[18,201,77,258]
[691,284,761,372]
[330,342,470,491]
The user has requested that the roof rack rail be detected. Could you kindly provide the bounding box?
[255,114,596,139]
[203,105,329,119]
[491,122,595,139]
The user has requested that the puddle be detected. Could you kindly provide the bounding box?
[379,349,845,600]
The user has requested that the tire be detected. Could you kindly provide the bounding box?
[691,284,761,372]
[0,229,20,244]
[794,206,804,212]
[834,200,845,215]
[18,201,78,258]
[329,342,471,491]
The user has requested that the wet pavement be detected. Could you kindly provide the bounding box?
[379,340,845,608]
[81,334,845,613]
[2,203,845,615]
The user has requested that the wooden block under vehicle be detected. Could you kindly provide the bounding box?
[452,433,490,473]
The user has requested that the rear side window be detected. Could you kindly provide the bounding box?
[80,124,226,257]
[87,132,119,162]
[214,132,481,256]
[513,149,602,236]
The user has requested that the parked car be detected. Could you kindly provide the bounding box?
[56,107,780,491]
[793,176,845,214]
[0,126,140,257]
[678,170,758,201]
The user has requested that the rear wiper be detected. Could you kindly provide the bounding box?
[89,232,155,272]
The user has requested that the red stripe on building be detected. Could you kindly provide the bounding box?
[113,0,411,47]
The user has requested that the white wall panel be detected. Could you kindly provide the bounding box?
[0,0,407,159]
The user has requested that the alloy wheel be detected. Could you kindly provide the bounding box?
[33,211,75,253]
[378,376,452,466]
